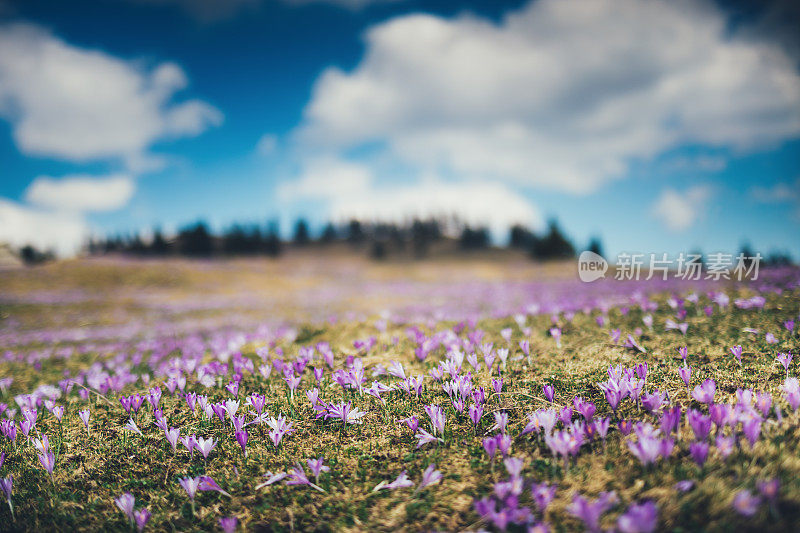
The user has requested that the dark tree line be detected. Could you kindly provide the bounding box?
[509,220,583,261]
[87,221,282,258]
[86,216,589,261]
[19,217,798,265]
[84,216,592,261]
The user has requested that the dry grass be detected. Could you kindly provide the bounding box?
[0,259,798,531]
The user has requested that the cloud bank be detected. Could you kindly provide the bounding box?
[25,174,136,213]
[0,24,222,168]
[652,185,714,232]
[284,0,800,230]
[0,23,221,255]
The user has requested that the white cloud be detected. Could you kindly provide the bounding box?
[750,178,800,203]
[296,0,800,194]
[25,174,135,212]
[256,134,278,156]
[652,185,713,232]
[279,158,543,237]
[0,199,88,256]
[665,155,727,173]
[0,24,222,167]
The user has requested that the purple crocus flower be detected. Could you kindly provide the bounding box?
[757,478,779,504]
[687,409,712,440]
[708,403,733,428]
[38,451,55,479]
[179,476,202,501]
[598,382,623,413]
[0,420,16,443]
[730,345,743,365]
[483,436,498,460]
[678,366,691,390]
[742,418,762,447]
[248,392,266,416]
[130,394,144,413]
[715,434,735,459]
[559,406,573,426]
[133,508,151,532]
[124,418,143,437]
[627,435,663,467]
[235,429,248,457]
[284,374,301,397]
[416,463,443,492]
[531,482,556,513]
[327,401,366,425]
[549,328,562,348]
[19,418,33,438]
[147,387,162,410]
[567,491,618,533]
[623,334,646,353]
[677,346,688,361]
[400,416,419,433]
[199,476,232,497]
[120,396,133,413]
[415,428,440,448]
[424,404,445,435]
[224,399,240,421]
[374,471,414,492]
[542,384,555,403]
[754,391,772,418]
[782,377,800,410]
[211,403,226,424]
[497,433,513,456]
[219,516,238,533]
[181,434,197,457]
[115,492,135,520]
[689,442,709,467]
[545,430,582,468]
[732,489,760,516]
[692,379,716,404]
[195,437,217,460]
[574,397,596,421]
[660,406,681,436]
[617,501,658,533]
[492,411,509,433]
[594,417,610,444]
[468,404,483,427]
[1,476,12,519]
[491,378,503,394]
[776,353,792,377]
[164,427,180,453]
[256,471,288,490]
[641,391,667,414]
[306,457,329,483]
[305,388,320,407]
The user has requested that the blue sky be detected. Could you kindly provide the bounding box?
[0,0,798,257]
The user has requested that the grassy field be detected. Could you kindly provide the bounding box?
[0,258,798,531]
